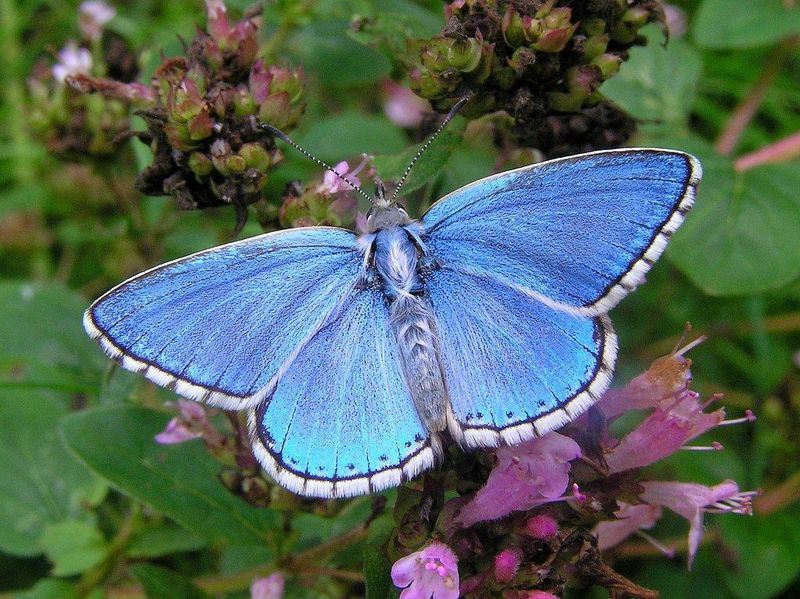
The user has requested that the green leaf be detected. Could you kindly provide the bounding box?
[130,564,208,599]
[666,140,800,295]
[60,405,280,545]
[0,390,105,557]
[364,515,400,599]
[717,504,800,599]
[694,0,800,49]
[38,518,108,576]
[15,579,81,599]
[0,282,105,393]
[292,20,392,87]
[373,119,465,197]
[602,31,702,132]
[294,112,407,164]
[127,524,208,558]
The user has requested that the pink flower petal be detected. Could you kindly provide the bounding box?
[457,433,581,526]
[154,418,203,444]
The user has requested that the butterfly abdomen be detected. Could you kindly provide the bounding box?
[371,226,446,432]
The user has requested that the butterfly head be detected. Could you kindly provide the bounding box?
[365,178,411,233]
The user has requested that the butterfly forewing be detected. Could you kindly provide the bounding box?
[422,149,701,315]
[84,227,362,409]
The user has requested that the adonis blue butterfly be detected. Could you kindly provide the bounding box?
[85,122,701,498]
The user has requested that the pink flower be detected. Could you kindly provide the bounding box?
[154,399,221,445]
[641,480,756,568]
[250,573,284,599]
[391,542,459,599]
[456,433,581,526]
[605,389,725,473]
[494,548,521,583]
[524,514,559,539]
[594,502,663,552]
[154,417,203,444]
[52,42,92,83]
[382,80,430,128]
[599,338,699,421]
[79,1,116,41]
[318,157,368,195]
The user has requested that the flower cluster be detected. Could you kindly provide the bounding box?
[27,2,135,156]
[389,338,757,598]
[274,158,369,229]
[409,0,664,155]
[68,0,305,232]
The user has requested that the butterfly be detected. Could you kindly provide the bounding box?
[84,132,701,499]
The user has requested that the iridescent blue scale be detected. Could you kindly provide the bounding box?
[85,148,701,498]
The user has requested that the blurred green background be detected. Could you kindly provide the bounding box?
[0,0,799,597]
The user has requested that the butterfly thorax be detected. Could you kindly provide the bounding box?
[364,225,447,432]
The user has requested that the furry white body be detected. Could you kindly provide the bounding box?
[369,226,446,432]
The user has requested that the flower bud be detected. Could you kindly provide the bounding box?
[188,151,214,177]
[239,143,272,172]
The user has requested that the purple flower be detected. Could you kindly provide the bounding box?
[382,80,430,128]
[594,502,663,552]
[605,389,725,473]
[79,1,116,41]
[456,432,581,526]
[52,42,92,83]
[250,573,284,599]
[391,542,459,599]
[641,480,756,568]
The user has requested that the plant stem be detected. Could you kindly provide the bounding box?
[734,129,800,171]
[76,503,142,597]
[714,35,799,156]
[756,471,800,514]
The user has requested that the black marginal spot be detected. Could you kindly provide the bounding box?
[476,411,483,419]
[347,463,356,471]
[318,465,325,472]
[405,441,412,448]
[290,458,298,465]
[465,412,474,422]
[379,454,388,462]
[414,434,423,443]
[506,411,514,419]
[536,399,546,408]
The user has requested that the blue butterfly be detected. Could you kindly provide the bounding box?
[85,134,701,498]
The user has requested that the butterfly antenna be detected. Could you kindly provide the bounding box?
[391,95,470,201]
[261,123,373,203]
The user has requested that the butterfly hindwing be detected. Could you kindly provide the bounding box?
[423,149,701,315]
[84,227,362,408]
[248,286,433,498]
[425,265,616,448]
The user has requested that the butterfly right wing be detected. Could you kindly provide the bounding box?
[84,227,363,409]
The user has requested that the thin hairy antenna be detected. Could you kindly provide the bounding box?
[261,123,373,203]
[391,95,471,201]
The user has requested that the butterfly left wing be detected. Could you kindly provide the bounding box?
[422,149,700,315]
[426,265,616,448]
[248,286,434,498]
[84,227,363,409]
